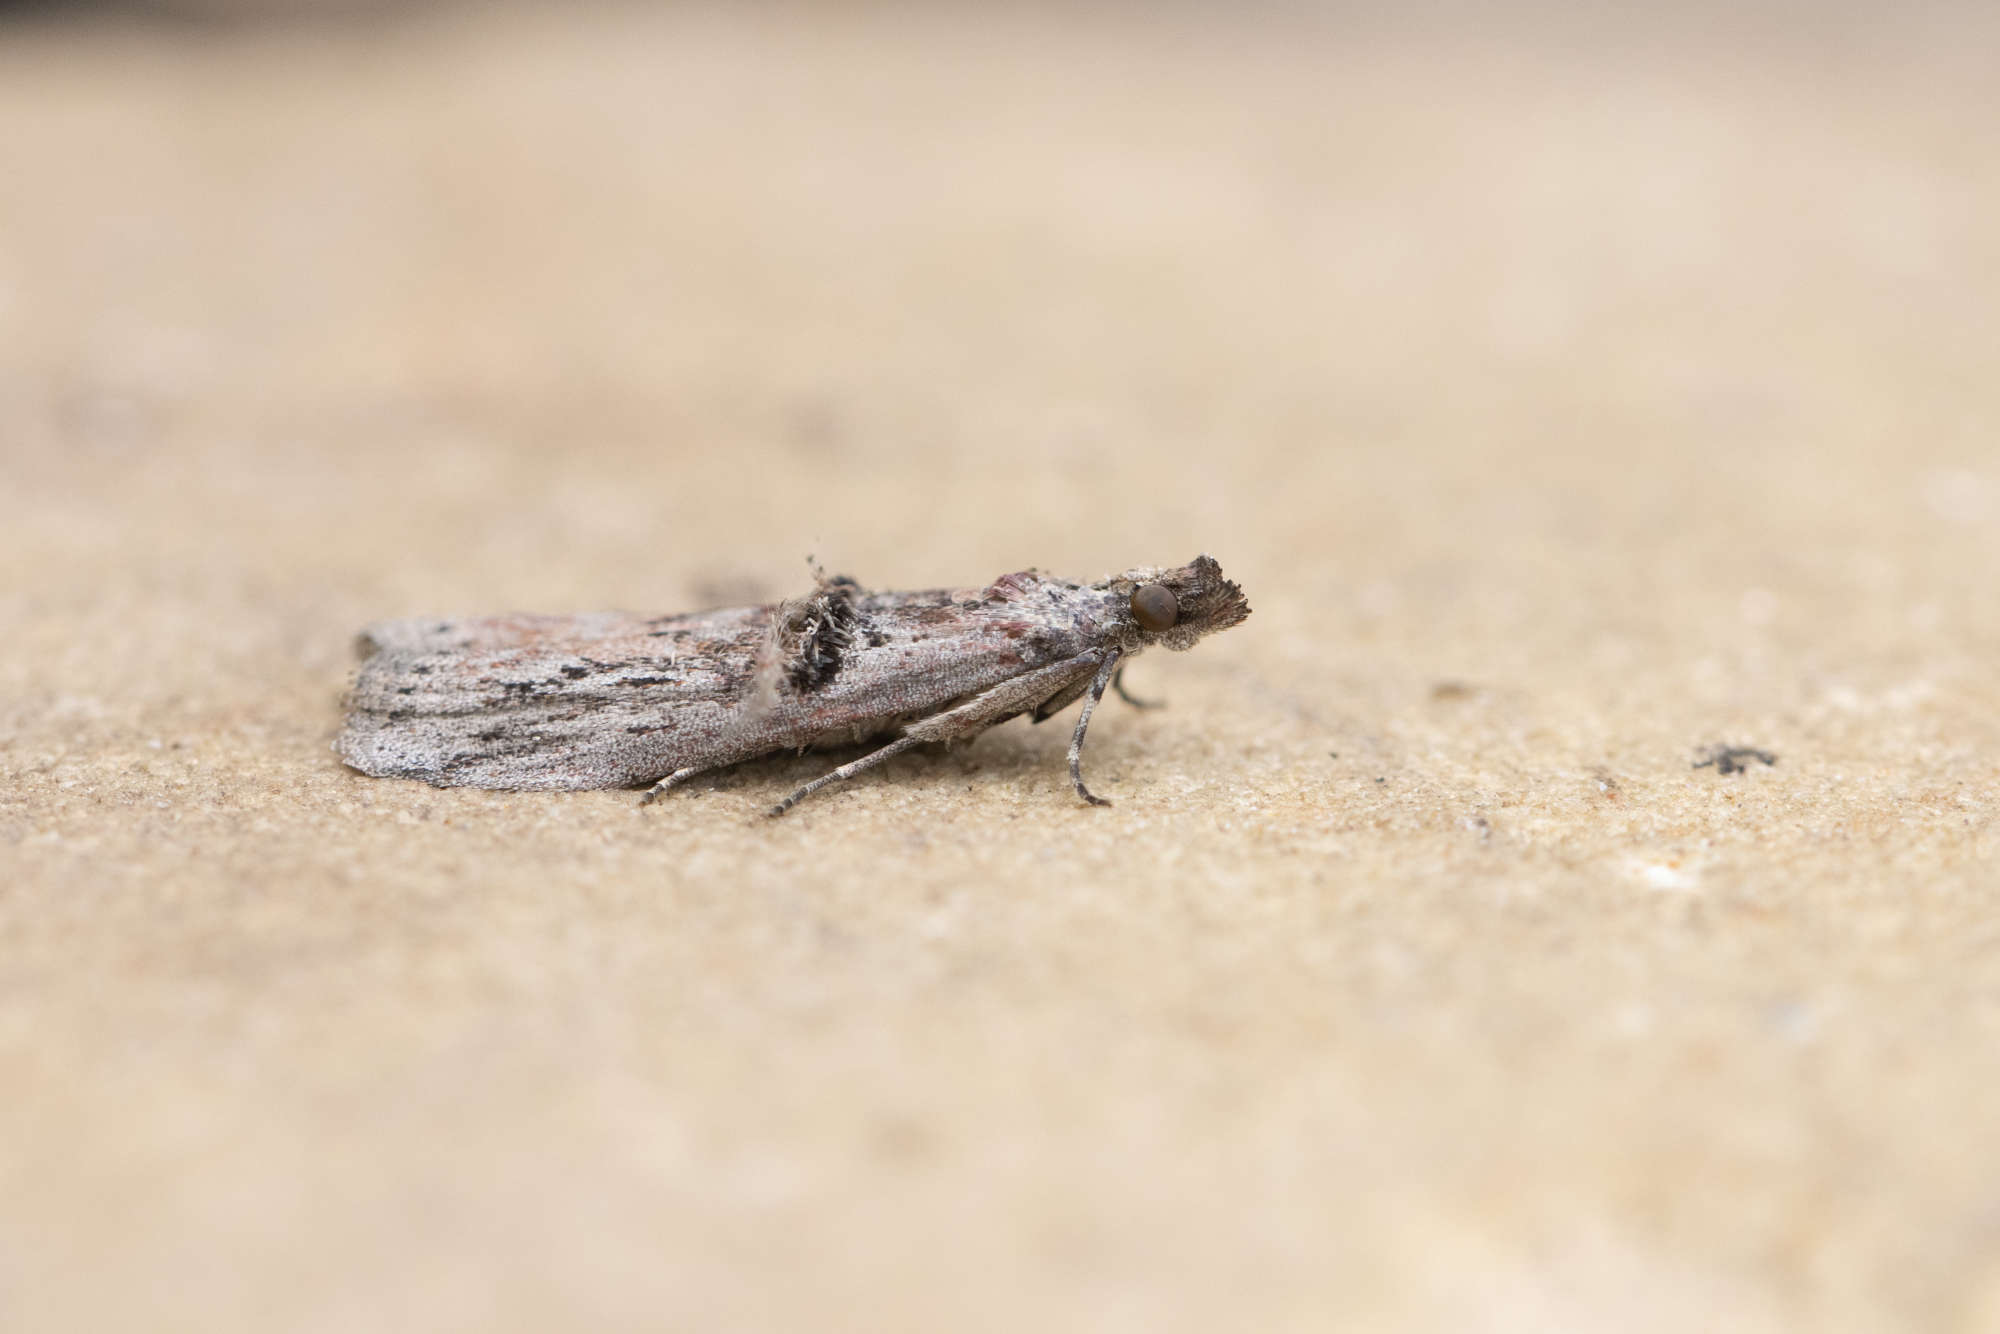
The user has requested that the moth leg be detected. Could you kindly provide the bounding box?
[1111,665,1163,710]
[1038,664,1156,722]
[766,735,926,818]
[1068,648,1124,807]
[639,765,713,805]
[769,651,1103,817]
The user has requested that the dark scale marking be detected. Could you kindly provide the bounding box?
[622,676,676,686]
[439,733,555,774]
[784,578,860,693]
[561,665,589,679]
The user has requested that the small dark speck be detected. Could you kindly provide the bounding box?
[1329,751,1339,758]
[561,665,589,678]
[1431,680,1475,700]
[1375,776,1386,784]
[396,686,415,695]
[1694,745,1778,775]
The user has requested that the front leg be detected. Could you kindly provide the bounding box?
[1067,648,1124,807]
[1032,662,1159,722]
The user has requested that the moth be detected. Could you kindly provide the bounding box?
[338,555,1250,816]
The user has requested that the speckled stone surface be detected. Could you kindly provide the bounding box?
[4,4,1998,1329]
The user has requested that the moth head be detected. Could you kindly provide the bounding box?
[1111,554,1251,651]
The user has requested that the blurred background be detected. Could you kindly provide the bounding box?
[4,2,1999,1330]
[8,0,1998,615]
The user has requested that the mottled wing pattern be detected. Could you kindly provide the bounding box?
[338,608,766,789]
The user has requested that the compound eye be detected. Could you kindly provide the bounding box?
[1130,583,1179,633]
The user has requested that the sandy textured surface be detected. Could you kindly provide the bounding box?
[5,4,2000,1329]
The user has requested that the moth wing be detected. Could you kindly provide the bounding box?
[339,608,767,790]
[354,611,715,657]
